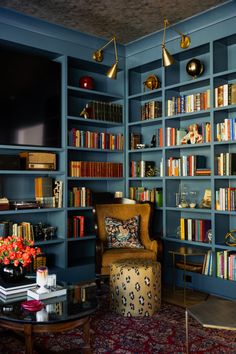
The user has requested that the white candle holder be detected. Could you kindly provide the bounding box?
[36,266,49,294]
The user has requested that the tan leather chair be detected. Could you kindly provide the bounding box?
[95,201,161,276]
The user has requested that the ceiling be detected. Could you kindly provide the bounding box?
[0,0,228,44]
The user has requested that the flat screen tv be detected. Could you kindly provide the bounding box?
[0,44,61,148]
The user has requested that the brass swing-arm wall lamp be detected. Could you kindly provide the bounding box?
[162,18,191,67]
[92,36,119,79]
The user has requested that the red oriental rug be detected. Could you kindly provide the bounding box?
[0,291,236,353]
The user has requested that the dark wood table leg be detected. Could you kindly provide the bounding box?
[24,323,33,354]
[82,317,91,354]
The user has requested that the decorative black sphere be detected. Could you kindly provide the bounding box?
[186,58,204,78]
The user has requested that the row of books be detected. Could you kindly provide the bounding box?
[0,221,56,241]
[68,129,124,150]
[202,250,213,276]
[167,155,206,176]
[82,101,123,123]
[180,218,211,243]
[130,161,156,178]
[69,161,123,178]
[215,83,236,108]
[129,187,163,207]
[216,152,236,176]
[68,215,85,238]
[35,177,63,208]
[0,221,33,240]
[166,122,211,147]
[216,118,236,142]
[216,250,236,280]
[215,187,236,211]
[68,187,92,208]
[141,100,162,120]
[167,90,211,116]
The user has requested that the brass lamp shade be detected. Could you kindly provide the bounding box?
[162,46,174,67]
[107,62,118,79]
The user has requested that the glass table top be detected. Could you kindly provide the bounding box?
[0,283,98,324]
[187,296,236,330]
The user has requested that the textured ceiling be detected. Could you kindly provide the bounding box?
[0,0,228,44]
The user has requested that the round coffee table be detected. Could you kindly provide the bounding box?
[0,283,97,354]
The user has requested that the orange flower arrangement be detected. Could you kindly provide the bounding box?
[0,235,41,268]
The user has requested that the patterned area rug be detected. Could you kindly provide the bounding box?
[0,289,236,354]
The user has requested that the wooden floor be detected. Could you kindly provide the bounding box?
[162,286,209,308]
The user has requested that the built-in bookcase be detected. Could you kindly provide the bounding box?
[66,56,125,280]
[127,31,236,299]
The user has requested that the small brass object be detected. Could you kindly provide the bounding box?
[143,75,160,91]
[225,230,236,246]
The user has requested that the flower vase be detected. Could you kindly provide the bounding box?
[0,264,25,283]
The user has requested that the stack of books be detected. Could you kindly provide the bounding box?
[0,277,37,303]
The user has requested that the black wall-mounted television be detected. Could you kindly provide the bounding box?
[0,43,61,148]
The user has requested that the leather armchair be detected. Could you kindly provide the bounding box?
[95,202,161,276]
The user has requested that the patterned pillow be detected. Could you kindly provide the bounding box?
[104,215,143,249]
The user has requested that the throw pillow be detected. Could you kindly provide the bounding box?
[104,215,143,248]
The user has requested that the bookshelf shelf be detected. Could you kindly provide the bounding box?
[67,86,123,100]
[67,235,96,242]
[34,238,65,246]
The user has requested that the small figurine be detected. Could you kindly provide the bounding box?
[80,104,90,119]
[181,123,203,145]
[151,135,157,147]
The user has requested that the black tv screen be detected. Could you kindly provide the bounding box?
[0,44,61,148]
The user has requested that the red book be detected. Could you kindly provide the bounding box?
[73,215,85,237]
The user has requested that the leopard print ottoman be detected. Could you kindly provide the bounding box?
[110,259,161,317]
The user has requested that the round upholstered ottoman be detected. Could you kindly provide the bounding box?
[110,258,161,317]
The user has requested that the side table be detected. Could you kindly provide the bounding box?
[169,247,206,305]
[186,296,236,354]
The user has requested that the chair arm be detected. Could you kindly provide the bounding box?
[142,235,163,261]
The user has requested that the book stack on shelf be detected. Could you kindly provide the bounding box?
[215,187,236,211]
[68,187,92,208]
[130,133,142,150]
[216,250,236,280]
[0,277,37,303]
[202,250,213,276]
[166,122,211,146]
[216,118,236,142]
[68,129,124,150]
[141,100,162,120]
[167,155,207,177]
[35,177,63,208]
[68,215,85,238]
[82,101,123,122]
[167,90,210,116]
[216,152,236,176]
[215,83,236,107]
[0,197,9,211]
[69,161,123,178]
[130,160,156,177]
[180,218,211,243]
[129,187,163,207]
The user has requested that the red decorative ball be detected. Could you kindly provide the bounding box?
[79,76,94,90]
